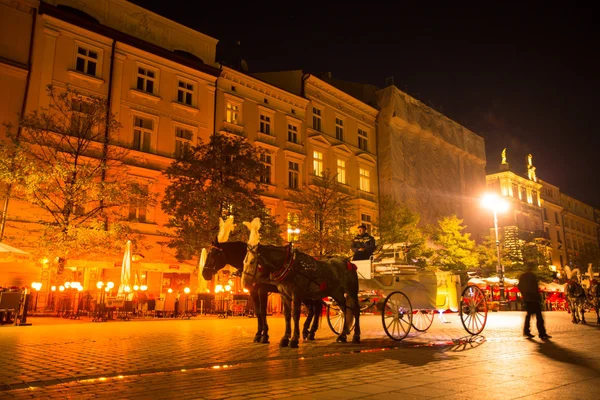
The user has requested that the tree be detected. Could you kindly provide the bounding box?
[161,133,282,260]
[0,85,151,273]
[507,243,554,282]
[290,169,356,258]
[431,215,478,271]
[376,195,432,266]
[476,234,512,277]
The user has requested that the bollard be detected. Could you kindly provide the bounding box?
[18,292,32,326]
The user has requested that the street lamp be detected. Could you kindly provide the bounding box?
[482,193,509,310]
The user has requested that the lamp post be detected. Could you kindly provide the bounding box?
[482,193,509,311]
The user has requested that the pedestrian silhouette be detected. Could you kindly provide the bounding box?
[518,263,552,340]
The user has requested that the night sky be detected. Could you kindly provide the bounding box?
[130,1,600,208]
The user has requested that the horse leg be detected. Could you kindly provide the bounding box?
[250,288,262,342]
[569,300,578,323]
[334,294,348,343]
[290,297,302,348]
[259,290,271,343]
[350,294,361,344]
[307,299,322,340]
[279,296,291,348]
[302,299,313,340]
[596,302,600,324]
[580,302,586,324]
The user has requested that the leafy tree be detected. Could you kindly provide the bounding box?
[431,215,478,271]
[0,85,151,273]
[290,169,356,258]
[572,242,600,271]
[476,234,512,277]
[376,195,432,266]
[161,133,282,260]
[506,243,554,282]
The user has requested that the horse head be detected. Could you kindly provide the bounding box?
[242,243,260,289]
[202,237,225,280]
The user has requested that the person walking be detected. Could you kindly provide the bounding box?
[351,223,376,261]
[517,263,552,340]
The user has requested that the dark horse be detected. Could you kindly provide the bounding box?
[203,241,323,343]
[243,244,361,348]
[565,280,587,324]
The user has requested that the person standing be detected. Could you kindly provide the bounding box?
[351,223,376,261]
[518,263,552,339]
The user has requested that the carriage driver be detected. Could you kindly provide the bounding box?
[351,223,376,261]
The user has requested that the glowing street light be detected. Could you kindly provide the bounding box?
[481,193,509,310]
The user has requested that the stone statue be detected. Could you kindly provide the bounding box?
[501,148,507,164]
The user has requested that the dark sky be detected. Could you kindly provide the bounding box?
[130,1,600,208]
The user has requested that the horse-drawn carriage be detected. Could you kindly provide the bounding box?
[325,258,489,340]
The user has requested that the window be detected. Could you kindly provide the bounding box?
[129,184,149,223]
[175,127,193,158]
[520,187,526,201]
[336,159,346,184]
[532,190,539,206]
[359,168,370,192]
[75,47,97,76]
[335,117,344,141]
[260,153,272,184]
[70,99,92,133]
[133,116,153,153]
[557,229,562,243]
[358,128,369,151]
[177,81,193,105]
[361,213,372,232]
[312,107,322,131]
[288,161,299,189]
[543,208,548,221]
[511,183,518,197]
[555,212,559,224]
[137,67,155,94]
[313,151,323,177]
[226,102,239,124]
[287,124,298,143]
[259,114,271,135]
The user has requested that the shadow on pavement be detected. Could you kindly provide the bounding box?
[534,340,600,374]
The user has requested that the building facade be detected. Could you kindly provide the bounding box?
[253,71,379,233]
[0,0,221,300]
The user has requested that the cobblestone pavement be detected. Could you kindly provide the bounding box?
[0,311,599,399]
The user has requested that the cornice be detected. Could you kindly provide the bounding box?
[221,67,309,109]
[487,171,542,189]
[307,133,333,148]
[332,144,353,157]
[356,152,377,166]
[123,100,208,128]
[305,76,378,120]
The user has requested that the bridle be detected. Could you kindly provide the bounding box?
[243,244,260,280]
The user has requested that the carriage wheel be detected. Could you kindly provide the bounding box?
[460,285,488,335]
[411,309,435,332]
[326,303,355,335]
[382,291,413,341]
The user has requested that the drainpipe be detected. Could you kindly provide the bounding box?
[0,7,38,242]
[212,65,222,137]
[100,39,117,230]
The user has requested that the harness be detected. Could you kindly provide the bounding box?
[270,243,296,282]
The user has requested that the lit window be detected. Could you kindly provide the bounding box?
[175,127,193,158]
[335,117,344,141]
[133,116,153,153]
[137,67,155,94]
[177,81,194,105]
[312,107,322,131]
[287,124,298,143]
[76,47,97,76]
[288,161,299,189]
[260,153,272,184]
[260,114,271,135]
[313,151,323,177]
[358,128,369,151]
[226,102,239,124]
[359,168,370,192]
[287,212,299,242]
[336,159,346,184]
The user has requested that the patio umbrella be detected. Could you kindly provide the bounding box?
[117,240,132,299]
[0,242,32,261]
[197,248,208,293]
